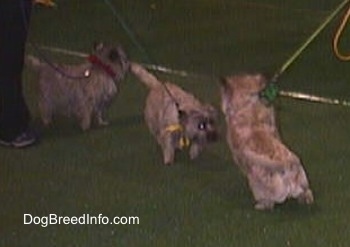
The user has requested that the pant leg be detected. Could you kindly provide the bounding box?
[0,0,32,141]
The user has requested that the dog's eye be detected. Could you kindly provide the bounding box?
[198,122,207,130]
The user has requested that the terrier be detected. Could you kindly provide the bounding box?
[26,42,129,130]
[220,73,314,210]
[131,62,218,165]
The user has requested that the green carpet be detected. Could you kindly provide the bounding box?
[1,0,350,246]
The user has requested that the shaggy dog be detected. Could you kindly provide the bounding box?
[131,62,218,165]
[220,73,314,210]
[26,42,129,130]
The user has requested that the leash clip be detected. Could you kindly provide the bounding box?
[259,83,279,104]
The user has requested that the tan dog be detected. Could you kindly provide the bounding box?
[26,42,129,130]
[131,62,218,165]
[220,73,313,210]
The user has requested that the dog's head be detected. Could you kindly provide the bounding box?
[92,42,130,81]
[220,73,266,114]
[179,104,218,144]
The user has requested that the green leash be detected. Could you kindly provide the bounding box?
[103,0,153,64]
[260,0,350,103]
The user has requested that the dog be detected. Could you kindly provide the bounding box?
[26,42,129,130]
[220,73,313,210]
[130,62,218,165]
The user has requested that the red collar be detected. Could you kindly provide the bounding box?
[87,55,117,79]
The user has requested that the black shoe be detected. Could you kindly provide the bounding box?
[0,130,37,148]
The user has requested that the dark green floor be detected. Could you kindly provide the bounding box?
[1,0,350,246]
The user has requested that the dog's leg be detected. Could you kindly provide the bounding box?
[294,167,314,205]
[95,109,109,126]
[79,107,93,131]
[39,99,52,126]
[80,116,92,130]
[160,135,175,165]
[255,200,275,210]
[297,188,314,205]
[247,169,276,210]
[189,143,203,160]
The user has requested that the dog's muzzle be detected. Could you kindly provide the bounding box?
[206,131,218,142]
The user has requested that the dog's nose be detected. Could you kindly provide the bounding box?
[206,131,218,142]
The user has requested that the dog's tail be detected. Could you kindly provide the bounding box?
[25,55,44,71]
[130,62,161,89]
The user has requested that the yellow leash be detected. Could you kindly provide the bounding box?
[333,4,350,61]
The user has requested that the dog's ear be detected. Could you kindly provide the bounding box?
[219,77,232,114]
[93,42,104,51]
[255,73,268,88]
[204,104,218,120]
[219,77,227,85]
[117,45,127,59]
[219,76,233,98]
[178,109,188,124]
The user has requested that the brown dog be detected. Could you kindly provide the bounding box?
[131,62,218,165]
[220,73,313,210]
[26,42,129,130]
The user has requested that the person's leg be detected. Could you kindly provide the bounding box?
[0,0,34,144]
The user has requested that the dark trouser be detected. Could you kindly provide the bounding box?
[0,0,32,141]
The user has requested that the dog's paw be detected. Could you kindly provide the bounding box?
[189,143,202,160]
[297,189,314,205]
[98,119,110,126]
[163,154,175,166]
[254,200,275,210]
